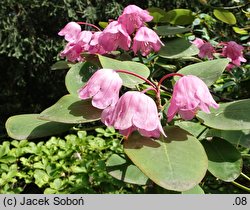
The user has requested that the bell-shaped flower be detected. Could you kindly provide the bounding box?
[88,31,107,54]
[58,22,81,43]
[60,31,92,62]
[221,41,246,66]
[167,75,219,122]
[192,38,215,60]
[78,69,122,109]
[101,91,166,138]
[132,27,164,56]
[118,5,153,34]
[98,21,131,52]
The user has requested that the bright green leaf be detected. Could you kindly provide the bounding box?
[98,55,150,88]
[65,62,98,96]
[5,114,73,140]
[201,138,242,181]
[34,169,50,188]
[197,99,250,130]
[106,154,148,185]
[165,9,195,25]
[147,7,169,23]
[98,21,108,29]
[39,94,102,123]
[124,126,208,191]
[213,9,236,25]
[177,59,229,86]
[159,38,199,59]
[0,156,16,164]
[207,129,250,148]
[232,27,248,35]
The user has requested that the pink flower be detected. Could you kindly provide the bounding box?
[167,75,219,122]
[101,91,166,138]
[98,21,131,52]
[118,5,153,34]
[221,41,246,66]
[58,22,81,43]
[59,31,92,62]
[88,32,107,54]
[192,38,215,60]
[132,27,164,56]
[78,69,122,109]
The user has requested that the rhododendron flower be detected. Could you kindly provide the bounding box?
[98,21,131,52]
[221,41,246,66]
[59,31,93,62]
[167,75,219,121]
[101,91,166,138]
[132,27,164,56]
[118,5,153,34]
[78,69,122,109]
[192,38,215,60]
[58,22,81,43]
[88,32,107,54]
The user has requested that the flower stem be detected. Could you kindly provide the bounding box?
[77,21,101,31]
[158,73,184,88]
[241,172,250,182]
[231,181,250,193]
[115,69,157,90]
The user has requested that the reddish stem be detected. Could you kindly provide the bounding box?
[115,69,157,90]
[158,73,184,88]
[77,21,101,31]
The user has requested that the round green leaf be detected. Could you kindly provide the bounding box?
[5,114,73,140]
[39,94,102,123]
[51,61,71,70]
[165,9,195,25]
[207,129,250,148]
[182,185,204,194]
[213,9,236,25]
[197,99,250,130]
[124,126,208,191]
[177,58,229,86]
[65,62,98,96]
[155,26,191,36]
[98,55,150,88]
[201,138,242,181]
[106,154,148,185]
[159,38,199,59]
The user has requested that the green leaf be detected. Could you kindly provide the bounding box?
[65,62,98,96]
[98,55,150,88]
[124,126,208,191]
[147,7,169,23]
[106,154,148,185]
[34,169,50,188]
[165,9,195,25]
[39,94,102,124]
[0,156,16,164]
[201,138,242,181]
[175,121,207,140]
[232,27,248,35]
[5,114,73,140]
[177,59,229,86]
[155,26,191,36]
[197,99,250,130]
[213,9,236,25]
[99,21,108,29]
[51,61,71,70]
[207,129,250,148]
[182,185,204,194]
[0,142,10,158]
[159,38,199,59]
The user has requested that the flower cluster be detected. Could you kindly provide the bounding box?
[58,5,163,62]
[78,69,166,138]
[192,38,246,70]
